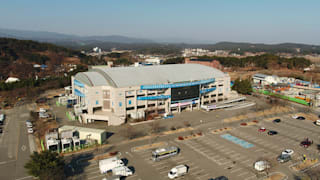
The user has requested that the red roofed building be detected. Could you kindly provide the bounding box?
[185,57,222,69]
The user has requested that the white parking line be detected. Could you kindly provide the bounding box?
[175,159,190,164]
[237,171,249,177]
[190,169,205,176]
[197,173,209,178]
[84,165,99,171]
[87,173,105,180]
[15,176,33,180]
[230,167,242,173]
[85,170,100,175]
[245,174,257,180]
[125,174,138,180]
[152,161,169,167]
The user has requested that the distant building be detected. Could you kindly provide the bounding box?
[144,57,163,65]
[185,57,222,69]
[253,74,280,85]
[93,47,102,53]
[182,48,210,57]
[5,77,20,83]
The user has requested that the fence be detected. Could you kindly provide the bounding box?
[254,89,309,106]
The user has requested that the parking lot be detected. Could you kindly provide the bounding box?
[72,111,320,180]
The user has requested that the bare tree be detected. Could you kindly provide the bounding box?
[304,167,320,180]
[149,121,161,134]
[122,125,144,140]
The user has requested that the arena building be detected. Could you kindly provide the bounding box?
[72,64,232,126]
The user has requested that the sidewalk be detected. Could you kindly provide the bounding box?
[28,135,37,154]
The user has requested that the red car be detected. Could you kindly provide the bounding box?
[300,138,313,148]
[258,127,266,132]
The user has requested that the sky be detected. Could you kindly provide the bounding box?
[0,0,319,44]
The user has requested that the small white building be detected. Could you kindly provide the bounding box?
[59,125,107,144]
[5,77,20,83]
[145,57,163,65]
[253,74,280,85]
[46,138,60,152]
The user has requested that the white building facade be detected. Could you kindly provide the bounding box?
[253,73,280,85]
[72,64,231,125]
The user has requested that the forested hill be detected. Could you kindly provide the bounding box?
[0,38,102,80]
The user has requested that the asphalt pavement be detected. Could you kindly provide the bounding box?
[0,104,35,180]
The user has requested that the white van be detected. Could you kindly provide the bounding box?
[0,114,5,125]
[168,165,188,179]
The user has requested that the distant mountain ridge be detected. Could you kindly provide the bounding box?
[0,28,154,44]
[1,28,320,54]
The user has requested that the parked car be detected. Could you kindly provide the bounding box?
[292,115,299,119]
[281,149,294,156]
[297,116,305,120]
[209,176,228,180]
[277,154,291,163]
[258,127,266,132]
[0,114,5,125]
[254,160,270,171]
[273,119,281,123]
[315,120,320,126]
[300,138,313,148]
[26,122,33,128]
[27,128,33,134]
[267,130,278,135]
[0,127,3,134]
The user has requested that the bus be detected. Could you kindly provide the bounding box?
[152,146,179,161]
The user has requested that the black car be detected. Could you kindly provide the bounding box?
[268,130,278,135]
[209,176,228,180]
[273,119,281,123]
[297,116,305,120]
[0,127,2,134]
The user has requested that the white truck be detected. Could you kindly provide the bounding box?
[99,157,125,174]
[112,166,133,176]
[168,165,188,179]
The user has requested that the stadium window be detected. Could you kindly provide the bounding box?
[126,107,134,111]
[128,100,132,105]
[119,102,122,107]
[137,105,145,109]
[148,104,156,107]
[96,100,99,105]
[96,91,98,94]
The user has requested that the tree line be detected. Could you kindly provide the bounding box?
[198,54,311,69]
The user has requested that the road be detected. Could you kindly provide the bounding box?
[0,104,35,180]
